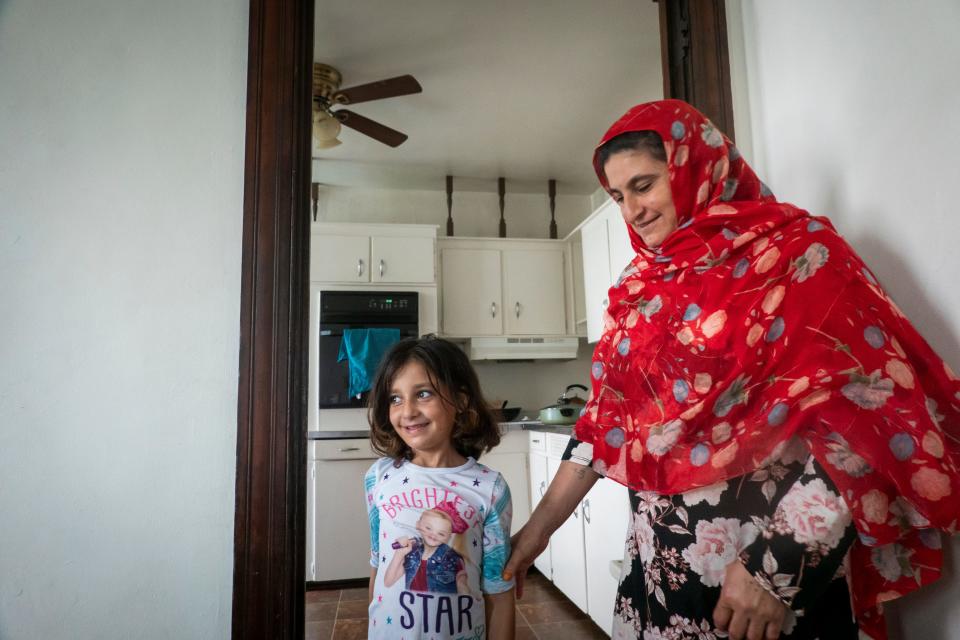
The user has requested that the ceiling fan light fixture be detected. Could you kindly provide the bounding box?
[313,109,342,149]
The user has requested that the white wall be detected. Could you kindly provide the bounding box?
[0,1,248,638]
[727,2,960,637]
[314,184,592,240]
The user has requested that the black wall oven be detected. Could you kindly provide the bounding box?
[317,290,419,409]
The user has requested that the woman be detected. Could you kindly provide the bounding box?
[502,100,960,640]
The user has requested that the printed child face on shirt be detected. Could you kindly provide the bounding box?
[417,511,453,549]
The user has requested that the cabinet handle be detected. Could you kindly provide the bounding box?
[338,447,359,452]
[357,259,364,277]
[539,480,546,497]
[515,301,521,318]
[532,439,541,444]
[582,499,591,524]
[379,259,385,278]
[601,297,608,308]
[491,302,497,318]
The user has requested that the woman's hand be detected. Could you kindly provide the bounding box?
[501,524,550,598]
[713,560,787,640]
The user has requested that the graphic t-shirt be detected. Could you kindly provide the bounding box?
[365,457,514,640]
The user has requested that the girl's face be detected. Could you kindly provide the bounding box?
[416,512,453,548]
[388,360,459,460]
[604,149,678,248]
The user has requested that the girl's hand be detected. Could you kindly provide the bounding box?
[713,560,787,640]
[501,524,550,599]
[394,536,414,556]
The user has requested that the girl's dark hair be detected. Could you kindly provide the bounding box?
[368,335,500,462]
[596,130,667,179]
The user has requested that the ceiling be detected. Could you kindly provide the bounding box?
[313,0,663,195]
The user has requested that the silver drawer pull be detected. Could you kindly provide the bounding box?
[491,302,497,318]
[357,259,364,277]
[532,439,541,444]
[379,259,385,277]
[515,301,521,318]
[339,447,360,452]
[582,498,591,524]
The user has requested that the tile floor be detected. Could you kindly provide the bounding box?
[305,571,609,639]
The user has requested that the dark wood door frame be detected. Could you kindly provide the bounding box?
[231,1,732,637]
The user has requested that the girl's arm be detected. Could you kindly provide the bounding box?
[484,590,516,639]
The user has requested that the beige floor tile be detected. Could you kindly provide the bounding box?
[530,618,609,639]
[331,618,367,640]
[304,620,334,640]
[517,599,589,625]
[305,601,338,622]
[339,586,370,602]
[306,589,341,603]
[337,599,370,620]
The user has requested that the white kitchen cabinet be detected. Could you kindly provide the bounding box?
[313,234,370,283]
[547,454,589,612]
[502,249,566,335]
[438,237,570,338]
[439,248,502,336]
[311,223,436,284]
[308,439,380,581]
[528,432,552,577]
[370,235,435,283]
[583,477,630,635]
[480,430,531,532]
[580,200,636,343]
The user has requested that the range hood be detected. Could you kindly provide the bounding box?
[466,336,579,361]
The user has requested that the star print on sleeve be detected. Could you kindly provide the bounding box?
[472,478,481,486]
[450,480,458,487]
[383,473,389,480]
[402,476,409,484]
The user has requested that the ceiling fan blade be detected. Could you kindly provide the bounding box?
[332,75,422,106]
[335,110,408,147]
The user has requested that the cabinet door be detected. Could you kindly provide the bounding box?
[440,248,502,336]
[370,235,435,283]
[605,207,636,287]
[502,249,566,335]
[580,213,613,343]
[312,234,369,282]
[481,451,530,532]
[547,457,589,612]
[314,457,377,580]
[528,452,552,577]
[584,477,630,635]
[306,461,316,580]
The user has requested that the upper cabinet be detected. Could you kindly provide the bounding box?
[311,223,437,284]
[579,200,635,343]
[439,238,568,337]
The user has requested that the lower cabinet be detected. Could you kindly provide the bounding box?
[525,430,631,637]
[480,431,531,532]
[583,476,630,634]
[307,439,379,582]
[547,455,589,612]
[528,433,552,577]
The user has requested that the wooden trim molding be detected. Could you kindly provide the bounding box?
[656,0,736,141]
[232,0,314,637]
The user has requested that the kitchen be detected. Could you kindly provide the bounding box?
[305,0,663,636]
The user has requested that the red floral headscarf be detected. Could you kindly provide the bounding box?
[575,100,960,638]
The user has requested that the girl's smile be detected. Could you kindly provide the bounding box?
[389,360,465,467]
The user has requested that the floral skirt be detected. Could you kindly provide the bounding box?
[611,454,859,639]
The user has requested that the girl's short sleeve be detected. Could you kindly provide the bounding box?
[364,460,383,568]
[480,473,515,594]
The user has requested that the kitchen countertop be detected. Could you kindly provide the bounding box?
[307,421,573,440]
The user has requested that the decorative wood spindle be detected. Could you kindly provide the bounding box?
[311,182,319,221]
[548,179,557,239]
[498,177,506,238]
[446,175,454,236]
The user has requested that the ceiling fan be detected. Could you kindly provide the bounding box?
[312,63,422,150]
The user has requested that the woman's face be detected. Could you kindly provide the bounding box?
[417,512,453,548]
[604,149,678,248]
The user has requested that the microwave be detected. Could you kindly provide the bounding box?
[315,290,419,410]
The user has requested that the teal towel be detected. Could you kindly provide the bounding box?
[338,328,402,398]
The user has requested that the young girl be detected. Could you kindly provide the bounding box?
[364,335,515,640]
